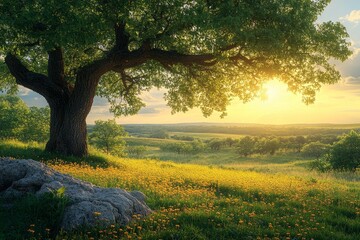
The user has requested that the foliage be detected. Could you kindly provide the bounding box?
[0,95,50,142]
[236,136,257,157]
[21,106,50,142]
[224,137,237,147]
[126,145,147,158]
[292,136,307,152]
[328,131,360,171]
[171,135,195,141]
[161,142,194,155]
[161,140,206,155]
[255,138,280,155]
[0,0,351,116]
[307,134,339,145]
[0,95,29,138]
[301,141,330,159]
[309,155,332,173]
[149,130,169,139]
[208,139,223,151]
[237,136,281,156]
[191,140,206,153]
[89,119,127,156]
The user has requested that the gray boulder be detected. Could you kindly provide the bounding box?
[0,158,151,230]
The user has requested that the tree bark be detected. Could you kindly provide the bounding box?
[44,94,89,157]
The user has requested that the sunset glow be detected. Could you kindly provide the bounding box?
[262,80,286,102]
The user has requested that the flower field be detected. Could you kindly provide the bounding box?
[49,157,360,240]
[0,140,359,239]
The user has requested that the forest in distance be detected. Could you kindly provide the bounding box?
[117,123,360,137]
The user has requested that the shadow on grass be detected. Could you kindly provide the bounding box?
[0,190,69,240]
[0,140,110,168]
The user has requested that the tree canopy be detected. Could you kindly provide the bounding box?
[0,0,351,156]
[89,119,127,155]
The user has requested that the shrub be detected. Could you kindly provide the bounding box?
[191,140,206,153]
[224,137,237,147]
[208,139,223,151]
[255,138,280,155]
[301,142,330,159]
[160,141,204,155]
[149,130,169,139]
[328,131,360,171]
[236,136,257,157]
[127,145,147,158]
[308,154,332,173]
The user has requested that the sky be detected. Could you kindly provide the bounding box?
[18,0,360,125]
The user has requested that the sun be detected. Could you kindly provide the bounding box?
[262,79,287,102]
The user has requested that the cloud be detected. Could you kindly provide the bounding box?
[90,106,110,114]
[341,10,360,23]
[18,90,48,107]
[18,86,31,96]
[343,76,360,85]
[349,44,360,60]
[335,45,360,77]
[138,107,161,114]
[92,96,110,107]
[140,88,166,104]
[352,48,360,59]
[348,39,360,60]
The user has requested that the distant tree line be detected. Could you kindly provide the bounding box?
[123,124,358,138]
[171,135,195,141]
[158,134,340,157]
[160,140,206,155]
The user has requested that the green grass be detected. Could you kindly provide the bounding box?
[0,188,69,240]
[124,137,360,182]
[0,139,359,240]
[0,139,113,168]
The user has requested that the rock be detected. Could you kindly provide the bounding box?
[0,158,151,230]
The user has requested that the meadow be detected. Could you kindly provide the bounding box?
[0,138,359,240]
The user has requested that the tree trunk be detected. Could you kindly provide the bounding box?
[5,52,109,157]
[45,102,66,152]
[44,73,100,157]
[56,111,88,157]
[45,100,88,157]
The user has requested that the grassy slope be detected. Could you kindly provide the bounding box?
[0,140,359,240]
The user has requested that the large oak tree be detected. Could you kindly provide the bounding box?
[0,0,351,156]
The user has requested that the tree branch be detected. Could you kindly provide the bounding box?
[48,47,67,88]
[114,22,130,52]
[115,48,217,70]
[5,53,66,102]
